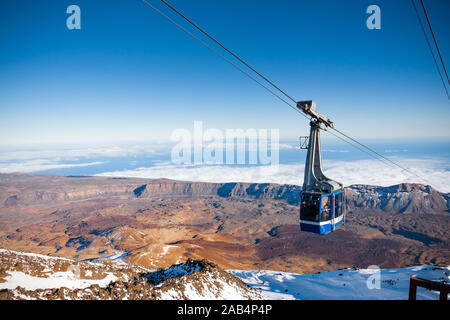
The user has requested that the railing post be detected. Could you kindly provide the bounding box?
[409,277,417,300]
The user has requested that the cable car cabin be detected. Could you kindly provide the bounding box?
[300,190,344,235]
[296,101,346,235]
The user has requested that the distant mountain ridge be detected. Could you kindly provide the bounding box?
[0,173,448,214]
[133,181,449,214]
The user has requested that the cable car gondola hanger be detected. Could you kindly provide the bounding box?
[141,0,436,235]
[296,101,344,234]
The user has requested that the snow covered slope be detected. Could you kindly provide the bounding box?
[230,265,450,300]
[0,249,260,300]
[1,248,448,300]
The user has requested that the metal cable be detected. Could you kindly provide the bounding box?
[158,0,298,105]
[411,0,450,100]
[323,129,397,169]
[141,0,438,188]
[140,0,306,118]
[329,126,435,186]
[420,0,450,85]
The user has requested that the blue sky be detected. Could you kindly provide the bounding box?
[0,0,449,146]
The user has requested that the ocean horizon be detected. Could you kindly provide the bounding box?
[1,138,449,193]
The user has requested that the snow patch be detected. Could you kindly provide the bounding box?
[230,265,450,300]
[0,270,117,291]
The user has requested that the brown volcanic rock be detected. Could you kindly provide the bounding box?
[256,225,407,270]
[134,181,218,198]
[0,173,449,274]
[66,215,144,237]
[0,249,260,300]
[3,195,18,207]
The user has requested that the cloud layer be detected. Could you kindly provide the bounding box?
[0,145,163,162]
[96,158,450,193]
[1,144,448,193]
[0,159,103,173]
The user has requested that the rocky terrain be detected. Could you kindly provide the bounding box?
[0,249,260,300]
[0,173,448,275]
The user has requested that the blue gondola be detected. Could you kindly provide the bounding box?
[300,190,344,235]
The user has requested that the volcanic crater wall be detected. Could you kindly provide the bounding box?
[1,174,448,214]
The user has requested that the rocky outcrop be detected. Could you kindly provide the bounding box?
[133,181,219,198]
[218,183,300,204]
[4,195,18,207]
[346,183,448,213]
[0,249,260,300]
[133,181,301,205]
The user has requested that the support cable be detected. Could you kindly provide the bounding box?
[158,0,298,105]
[141,0,438,188]
[411,0,450,100]
[141,0,309,119]
[420,0,450,85]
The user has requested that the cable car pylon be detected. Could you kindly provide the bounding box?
[297,101,345,234]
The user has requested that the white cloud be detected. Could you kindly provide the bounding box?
[0,144,166,162]
[0,159,103,173]
[96,157,450,193]
[384,149,408,153]
[279,143,296,150]
[0,142,293,163]
[322,158,449,192]
[1,144,448,193]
